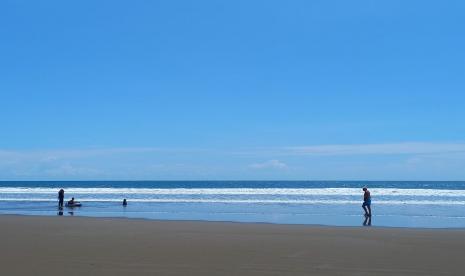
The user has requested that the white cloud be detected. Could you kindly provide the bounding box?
[283,142,465,156]
[1,143,465,180]
[43,164,102,177]
[0,147,220,180]
[0,147,161,161]
[249,159,288,170]
[4,143,464,163]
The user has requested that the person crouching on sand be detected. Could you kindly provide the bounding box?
[362,187,371,217]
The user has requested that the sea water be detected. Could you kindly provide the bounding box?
[0,181,464,228]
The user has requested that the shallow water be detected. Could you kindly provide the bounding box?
[1,181,464,228]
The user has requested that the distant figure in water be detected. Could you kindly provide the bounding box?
[68,197,75,205]
[362,187,371,217]
[58,189,64,208]
[123,199,127,206]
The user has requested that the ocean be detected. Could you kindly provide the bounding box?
[1,181,464,228]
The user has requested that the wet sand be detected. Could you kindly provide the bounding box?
[1,215,464,275]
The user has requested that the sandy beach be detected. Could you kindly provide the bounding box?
[1,215,464,276]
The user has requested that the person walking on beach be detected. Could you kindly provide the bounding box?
[58,189,64,208]
[362,187,371,217]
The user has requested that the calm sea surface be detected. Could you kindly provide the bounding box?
[1,181,464,228]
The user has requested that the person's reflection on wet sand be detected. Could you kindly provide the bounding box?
[57,211,63,216]
[68,211,74,216]
[363,215,372,226]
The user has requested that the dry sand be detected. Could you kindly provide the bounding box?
[1,215,464,275]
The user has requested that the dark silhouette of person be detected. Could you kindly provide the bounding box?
[58,189,65,208]
[123,199,127,206]
[362,187,372,217]
[68,197,75,205]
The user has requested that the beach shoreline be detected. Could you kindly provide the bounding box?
[2,215,464,275]
[3,212,465,231]
[2,181,465,228]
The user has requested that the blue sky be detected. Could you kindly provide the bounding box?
[1,1,464,180]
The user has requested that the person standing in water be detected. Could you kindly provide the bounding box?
[362,187,371,217]
[58,189,64,208]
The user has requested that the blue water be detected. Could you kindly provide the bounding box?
[1,181,464,228]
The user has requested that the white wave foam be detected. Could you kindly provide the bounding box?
[1,187,465,197]
[1,198,465,205]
